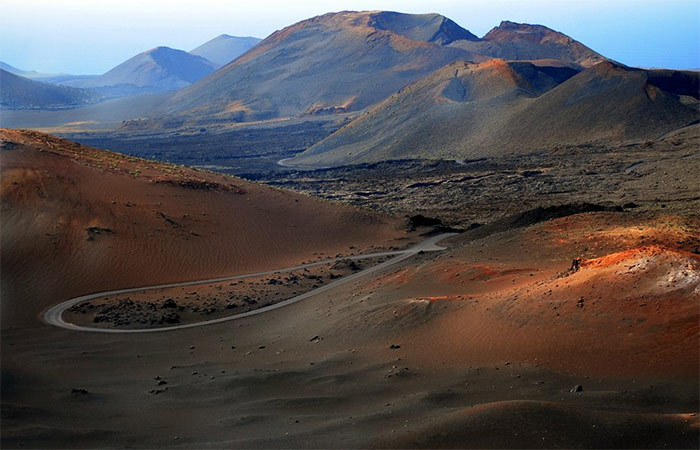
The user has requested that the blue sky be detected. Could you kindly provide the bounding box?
[1,0,698,74]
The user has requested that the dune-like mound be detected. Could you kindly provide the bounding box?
[491,245,700,373]
[348,212,699,377]
[0,129,406,328]
[522,245,699,312]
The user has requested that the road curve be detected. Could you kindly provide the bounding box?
[43,233,457,333]
[276,157,329,170]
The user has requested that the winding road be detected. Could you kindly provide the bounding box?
[43,233,457,333]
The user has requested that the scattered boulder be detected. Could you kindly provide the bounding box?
[570,384,583,393]
[407,214,443,230]
[162,299,178,309]
[570,258,582,272]
[332,259,362,272]
[85,226,113,241]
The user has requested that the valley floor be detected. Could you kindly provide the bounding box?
[261,124,700,230]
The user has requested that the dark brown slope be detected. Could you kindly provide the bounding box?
[0,69,98,109]
[153,11,485,125]
[0,129,406,328]
[450,20,606,68]
[291,61,699,167]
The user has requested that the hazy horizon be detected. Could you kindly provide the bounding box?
[1,0,699,74]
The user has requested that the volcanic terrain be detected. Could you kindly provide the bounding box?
[1,8,699,450]
[291,60,699,167]
[0,129,407,329]
[2,130,698,448]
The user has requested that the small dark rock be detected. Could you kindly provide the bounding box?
[162,299,177,309]
[570,258,582,272]
[407,214,442,230]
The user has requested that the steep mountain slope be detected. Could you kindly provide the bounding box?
[190,35,261,67]
[291,61,699,167]
[69,47,217,94]
[158,11,487,124]
[450,21,605,68]
[0,69,98,109]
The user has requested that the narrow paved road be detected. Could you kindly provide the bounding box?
[43,233,457,333]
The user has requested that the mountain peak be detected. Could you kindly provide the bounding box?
[275,11,478,45]
[367,11,479,44]
[146,46,184,57]
[485,21,567,42]
[477,20,606,68]
[495,20,546,30]
[70,45,217,93]
[190,35,262,67]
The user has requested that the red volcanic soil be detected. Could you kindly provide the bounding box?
[0,129,408,327]
[361,212,699,378]
[1,201,698,447]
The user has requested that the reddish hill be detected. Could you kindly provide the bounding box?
[355,212,700,377]
[154,11,487,125]
[0,129,407,327]
[155,13,612,128]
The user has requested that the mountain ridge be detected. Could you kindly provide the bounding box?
[143,11,608,128]
[290,60,699,167]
